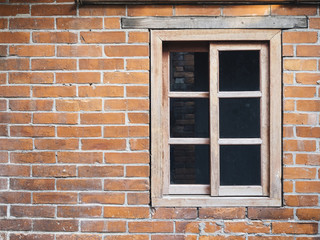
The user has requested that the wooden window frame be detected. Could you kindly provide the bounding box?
[151,29,282,207]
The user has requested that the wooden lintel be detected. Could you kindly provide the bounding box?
[122,16,307,29]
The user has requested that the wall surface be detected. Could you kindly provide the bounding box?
[0,2,319,240]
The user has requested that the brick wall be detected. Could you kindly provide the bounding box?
[0,2,319,240]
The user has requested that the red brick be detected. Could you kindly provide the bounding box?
[0,112,31,124]
[248,208,293,220]
[104,72,149,84]
[105,152,149,164]
[0,152,7,163]
[56,72,101,84]
[80,193,125,204]
[57,179,102,191]
[0,192,31,203]
[272,222,318,234]
[130,139,149,150]
[78,86,124,97]
[0,5,29,16]
[127,59,149,70]
[105,236,148,240]
[127,193,150,205]
[296,181,320,193]
[57,152,103,164]
[11,126,55,137]
[199,208,246,219]
[33,192,77,204]
[56,234,101,240]
[9,100,53,112]
[0,219,31,231]
[80,113,124,124]
[104,179,149,191]
[225,222,270,233]
[32,59,77,71]
[223,5,270,16]
[0,58,29,70]
[10,18,54,29]
[80,32,126,43]
[81,220,126,232]
[105,45,149,57]
[271,5,317,15]
[104,17,120,29]
[176,221,221,233]
[297,127,320,138]
[0,32,29,43]
[283,140,316,152]
[0,125,7,136]
[283,32,318,43]
[128,32,149,43]
[78,166,123,177]
[200,237,245,240]
[33,86,76,98]
[79,6,125,16]
[0,139,32,150]
[284,86,316,98]
[248,237,293,240]
[0,46,7,56]
[32,165,76,177]
[128,113,149,124]
[175,5,220,16]
[128,5,173,16]
[33,220,78,232]
[33,113,78,124]
[33,32,78,43]
[284,195,318,207]
[58,206,102,218]
[297,100,320,112]
[310,17,320,29]
[81,139,126,150]
[31,4,76,16]
[104,126,148,138]
[56,99,102,112]
[57,18,102,29]
[11,205,55,218]
[297,45,320,57]
[297,209,320,221]
[10,45,54,57]
[283,113,316,125]
[58,126,101,137]
[0,205,6,216]
[0,19,7,29]
[296,154,320,166]
[10,234,55,240]
[104,99,149,111]
[152,208,197,219]
[0,99,6,110]
[129,221,173,233]
[103,207,149,219]
[35,139,78,150]
[58,45,102,57]
[284,167,317,179]
[126,165,149,177]
[9,72,53,84]
[127,86,149,97]
[10,178,55,190]
[0,86,29,97]
[296,73,320,85]
[79,59,124,70]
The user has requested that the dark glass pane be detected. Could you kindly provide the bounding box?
[170,52,209,91]
[219,51,260,91]
[219,98,260,138]
[170,98,209,138]
[170,144,210,184]
[220,145,261,186]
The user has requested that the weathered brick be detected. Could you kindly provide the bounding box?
[284,195,318,207]
[57,126,101,137]
[80,113,124,124]
[0,58,29,70]
[128,5,173,16]
[176,221,221,234]
[223,5,270,16]
[31,4,76,16]
[296,73,320,85]
[10,18,54,29]
[284,59,317,71]
[296,154,320,165]
[199,208,246,219]
[127,193,150,205]
[79,6,125,16]
[225,222,270,233]
[10,100,53,111]
[283,113,317,125]
[11,126,55,137]
[0,112,31,124]
[104,179,149,191]
[79,59,124,70]
[10,178,55,190]
[35,139,79,150]
[0,5,29,16]
[0,192,31,204]
[296,209,320,221]
[32,165,76,177]
[0,219,32,231]
[103,207,149,219]
[296,181,320,193]
[10,45,55,57]
[57,18,102,29]
[78,166,123,177]
[56,72,101,84]
[248,208,293,220]
[33,192,77,204]
[283,140,316,152]
[57,152,103,164]
[272,222,318,234]
[0,139,33,150]
[0,32,29,43]
[80,193,125,204]
[56,234,102,240]
[80,32,126,43]
[129,221,174,233]
[81,139,126,150]
[56,99,102,112]
[271,5,317,15]
[58,206,102,218]
[11,205,55,218]
[81,220,126,232]
[283,167,317,179]
[0,152,8,163]
[175,5,220,16]
[33,113,78,124]
[9,72,53,84]
[57,179,102,191]
[152,208,197,219]
[33,220,79,232]
[0,86,30,97]
[32,59,77,71]
[10,234,55,240]
[33,32,78,43]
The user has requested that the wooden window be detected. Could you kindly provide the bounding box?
[151,30,281,207]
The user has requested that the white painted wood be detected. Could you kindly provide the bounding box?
[169,138,210,145]
[219,186,263,196]
[218,138,262,145]
[169,92,209,98]
[169,185,210,195]
[218,91,262,98]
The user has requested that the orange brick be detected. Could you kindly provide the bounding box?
[57,18,102,29]
[11,205,55,218]
[283,140,316,152]
[248,208,293,220]
[225,221,270,233]
[128,32,149,43]
[128,113,149,124]
[33,32,78,43]
[309,17,320,29]
[271,5,317,16]
[79,6,126,16]
[297,209,320,221]
[0,86,30,97]
[11,152,55,164]
[297,45,320,57]
[272,222,318,234]
[104,99,128,111]
[57,45,102,57]
[283,113,316,125]
[283,181,293,193]
[296,127,320,138]
[31,4,76,16]
[56,234,101,240]
[104,17,120,29]
[283,72,293,84]
[127,193,150,205]
[284,86,316,98]
[57,152,103,164]
[152,208,197,219]
[10,179,54,190]
[129,221,173,233]
[0,125,7,136]
[283,59,317,71]
[104,126,149,138]
[284,100,294,111]
[78,166,123,177]
[296,181,320,193]
[35,139,79,150]
[127,86,149,97]
[0,192,30,204]
[284,195,318,207]
[283,126,294,138]
[0,100,6,111]
[11,126,55,137]
[126,165,149,177]
[81,220,126,233]
[0,46,7,57]
[79,59,124,70]
[105,236,148,240]
[104,72,149,84]
[0,139,32,150]
[32,165,76,177]
[127,59,149,70]
[81,139,126,150]
[296,73,320,85]
[223,5,270,16]
[105,152,149,164]
[57,126,101,137]
[104,99,149,111]
[56,99,102,111]
[297,100,320,111]
[33,192,77,204]
[33,86,76,98]
[130,139,149,150]
[104,179,149,191]
[80,113,124,124]
[283,45,294,57]
[0,32,29,43]
[0,5,29,16]
[105,45,149,57]
[58,206,102,218]
[0,112,31,124]
[248,237,293,240]
[80,193,125,204]
[80,32,126,43]
[103,207,149,219]
[0,165,30,176]
[128,5,173,16]
[199,208,245,219]
[0,58,29,70]
[176,5,220,16]
[10,18,54,29]
[78,86,124,97]
[9,72,53,84]
[33,113,78,124]
[57,179,102,191]
[296,154,320,166]
[176,221,221,233]
[56,72,101,84]
[283,32,318,43]
[32,59,77,70]
[33,220,78,232]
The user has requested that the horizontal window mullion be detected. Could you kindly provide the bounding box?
[218,138,262,145]
[168,92,209,98]
[218,91,262,98]
[169,138,210,144]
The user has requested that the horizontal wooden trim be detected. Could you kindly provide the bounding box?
[122,16,307,29]
[218,91,262,98]
[169,92,209,98]
[169,184,210,194]
[169,138,210,144]
[218,138,262,145]
[219,186,263,196]
[79,0,320,5]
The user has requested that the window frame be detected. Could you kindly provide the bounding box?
[151,29,282,207]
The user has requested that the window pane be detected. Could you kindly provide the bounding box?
[170,98,209,138]
[219,98,260,138]
[219,51,260,91]
[170,52,209,91]
[170,144,210,184]
[220,145,261,186]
